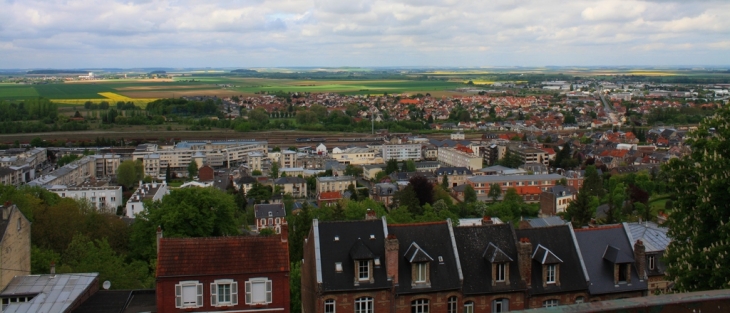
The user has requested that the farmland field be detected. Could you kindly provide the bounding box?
[0,85,40,99]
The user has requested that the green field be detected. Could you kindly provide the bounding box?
[227,79,462,95]
[0,85,41,99]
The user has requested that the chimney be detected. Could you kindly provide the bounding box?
[481,216,493,225]
[385,233,399,285]
[365,209,377,220]
[156,226,163,256]
[517,237,532,287]
[2,202,10,220]
[50,261,56,277]
[634,239,646,281]
[280,224,289,243]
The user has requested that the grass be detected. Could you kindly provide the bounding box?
[227,79,463,95]
[0,85,40,99]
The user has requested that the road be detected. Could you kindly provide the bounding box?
[597,89,618,125]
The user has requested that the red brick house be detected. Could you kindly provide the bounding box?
[157,231,290,312]
[198,165,215,182]
[317,191,342,207]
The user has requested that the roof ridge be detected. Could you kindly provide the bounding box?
[160,235,282,242]
[389,221,447,227]
[573,224,622,232]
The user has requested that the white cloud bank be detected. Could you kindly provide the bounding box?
[0,0,728,68]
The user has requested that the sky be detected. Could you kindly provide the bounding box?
[1,0,729,69]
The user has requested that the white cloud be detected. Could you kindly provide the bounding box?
[0,0,728,68]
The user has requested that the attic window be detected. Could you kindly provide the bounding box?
[334,236,339,242]
[438,256,444,263]
[335,262,343,273]
[370,234,375,240]
[268,211,273,217]
[374,258,381,266]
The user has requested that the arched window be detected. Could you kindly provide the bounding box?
[355,297,373,313]
[411,299,429,313]
[463,301,474,313]
[447,296,457,313]
[492,298,508,313]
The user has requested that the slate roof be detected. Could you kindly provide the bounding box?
[524,216,568,228]
[274,176,306,185]
[624,222,670,278]
[1,273,99,313]
[72,289,157,313]
[454,224,526,295]
[315,219,391,292]
[435,167,473,176]
[156,236,289,277]
[388,221,462,294]
[574,224,648,295]
[516,225,590,296]
[236,175,257,184]
[254,203,286,218]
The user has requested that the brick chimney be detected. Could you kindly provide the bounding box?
[517,237,532,287]
[50,261,56,277]
[156,226,163,256]
[365,209,377,220]
[481,216,493,225]
[634,239,646,281]
[280,224,289,243]
[385,233,399,285]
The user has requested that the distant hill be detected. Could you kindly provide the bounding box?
[27,70,87,74]
[231,69,258,73]
[150,70,167,74]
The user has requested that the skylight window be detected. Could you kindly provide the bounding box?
[335,262,343,272]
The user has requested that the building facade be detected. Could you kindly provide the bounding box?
[383,144,422,162]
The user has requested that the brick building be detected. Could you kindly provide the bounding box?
[254,203,287,234]
[157,231,290,312]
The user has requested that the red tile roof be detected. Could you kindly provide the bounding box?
[318,191,342,201]
[157,236,289,277]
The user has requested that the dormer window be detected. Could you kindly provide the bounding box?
[268,211,273,217]
[603,245,634,285]
[484,242,513,285]
[405,242,433,287]
[349,239,375,284]
[532,244,563,287]
[415,263,427,283]
[358,260,370,280]
[648,255,655,270]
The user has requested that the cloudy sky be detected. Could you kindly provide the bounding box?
[1,0,729,68]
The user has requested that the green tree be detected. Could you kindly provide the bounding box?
[582,165,605,198]
[395,185,421,215]
[385,159,399,174]
[165,164,171,183]
[441,174,450,190]
[496,151,523,168]
[290,262,302,313]
[405,160,417,172]
[663,107,730,291]
[271,162,280,179]
[117,160,143,190]
[464,185,477,203]
[187,161,198,179]
[30,137,44,147]
[488,183,502,202]
[564,189,599,227]
[248,108,270,129]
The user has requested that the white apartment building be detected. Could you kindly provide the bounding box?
[512,147,549,167]
[382,144,422,162]
[28,156,95,187]
[132,140,268,170]
[280,150,297,168]
[48,186,123,213]
[125,182,169,218]
[437,147,483,171]
[248,152,264,171]
[331,147,382,165]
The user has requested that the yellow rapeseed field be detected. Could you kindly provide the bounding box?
[52,92,157,108]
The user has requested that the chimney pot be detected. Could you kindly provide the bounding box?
[481,216,493,225]
[50,261,56,276]
[517,237,533,287]
[385,234,399,285]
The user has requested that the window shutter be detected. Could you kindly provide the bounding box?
[245,281,252,304]
[175,284,182,308]
[197,283,204,307]
[231,282,239,305]
[265,280,272,303]
[504,300,509,312]
[210,282,217,306]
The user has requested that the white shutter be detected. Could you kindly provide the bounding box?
[231,282,239,305]
[197,283,204,306]
[265,280,272,303]
[175,284,182,308]
[210,282,218,306]
[245,281,252,304]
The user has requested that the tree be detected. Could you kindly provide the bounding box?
[405,160,417,172]
[385,159,399,174]
[395,185,421,215]
[564,189,599,227]
[290,262,302,313]
[117,160,143,190]
[441,174,450,190]
[663,107,730,291]
[464,185,477,204]
[165,164,171,183]
[271,162,280,179]
[582,165,605,198]
[30,137,44,147]
[187,161,198,179]
[409,175,433,207]
[488,183,502,202]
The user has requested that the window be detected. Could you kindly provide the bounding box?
[261,219,267,226]
[416,263,428,283]
[211,279,238,306]
[648,255,655,270]
[543,299,559,307]
[411,299,429,313]
[492,299,509,313]
[276,218,281,225]
[496,263,506,282]
[175,281,203,308]
[618,264,628,283]
[325,299,336,313]
[575,296,585,304]
[447,296,457,313]
[358,260,370,280]
[245,278,272,305]
[355,297,373,313]
[546,264,556,284]
[463,301,474,313]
